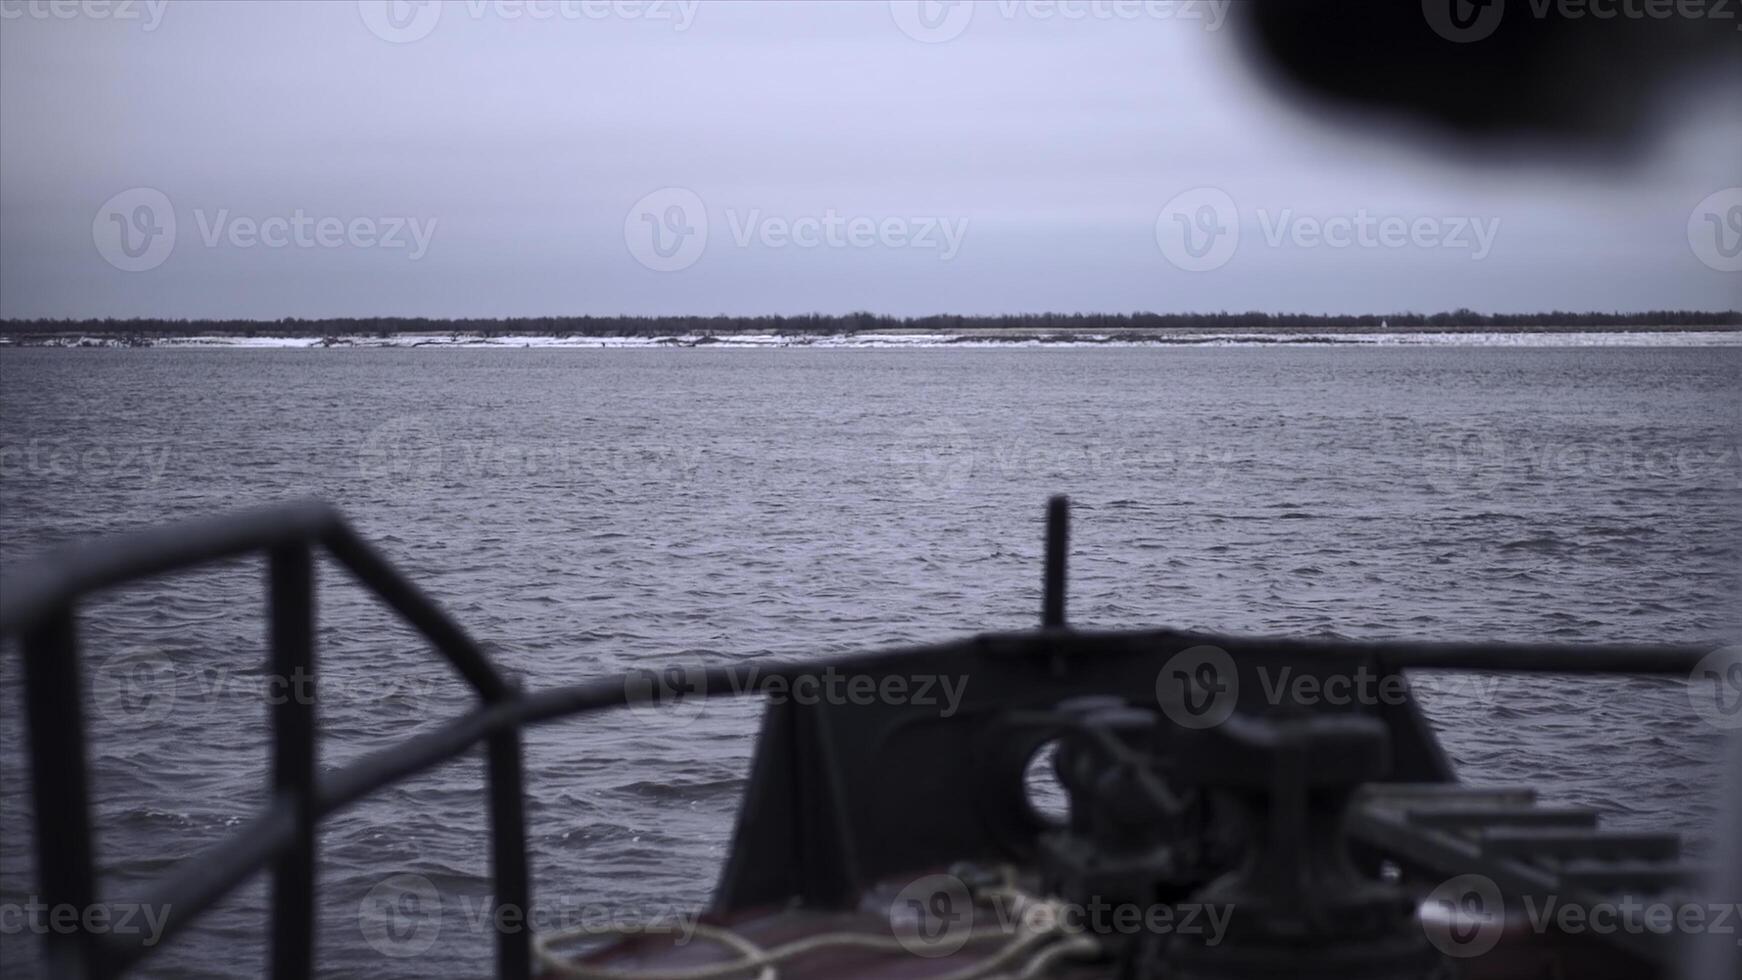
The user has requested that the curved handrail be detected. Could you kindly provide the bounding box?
[0,501,509,703]
[0,499,341,632]
[0,500,526,980]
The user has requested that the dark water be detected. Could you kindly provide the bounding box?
[1,347,1738,978]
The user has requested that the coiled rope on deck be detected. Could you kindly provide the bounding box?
[534,871,1101,980]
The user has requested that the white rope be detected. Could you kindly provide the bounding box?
[1012,933,1102,979]
[536,921,776,980]
[536,919,1049,980]
[534,873,1103,980]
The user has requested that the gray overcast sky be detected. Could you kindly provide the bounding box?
[1,0,1738,319]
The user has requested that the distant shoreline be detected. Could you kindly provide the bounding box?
[4,325,1740,349]
[6,313,1739,349]
[4,312,1738,342]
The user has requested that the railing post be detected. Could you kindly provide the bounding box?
[269,544,316,980]
[487,717,531,980]
[1043,495,1068,628]
[20,608,103,979]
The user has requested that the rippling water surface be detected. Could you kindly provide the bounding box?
[1,347,1738,978]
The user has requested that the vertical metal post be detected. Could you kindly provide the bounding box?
[269,544,315,980]
[487,721,532,980]
[20,608,101,979]
[1043,495,1068,628]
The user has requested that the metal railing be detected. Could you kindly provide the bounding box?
[0,500,530,980]
[0,498,1717,979]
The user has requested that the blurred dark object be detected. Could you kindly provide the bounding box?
[1236,0,1739,150]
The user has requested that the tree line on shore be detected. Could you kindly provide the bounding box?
[2,309,1737,338]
